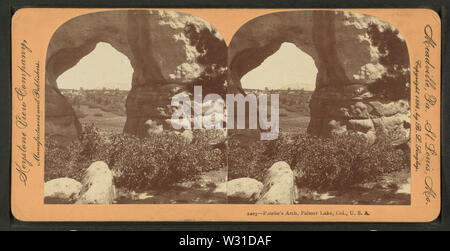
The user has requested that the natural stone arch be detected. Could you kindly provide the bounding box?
[240,42,318,91]
[45,10,224,140]
[228,10,410,140]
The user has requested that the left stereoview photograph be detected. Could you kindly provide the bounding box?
[44,10,228,204]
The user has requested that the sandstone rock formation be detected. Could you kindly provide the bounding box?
[228,10,410,142]
[257,161,297,204]
[214,177,263,203]
[45,10,226,140]
[44,177,82,203]
[76,161,116,204]
[45,86,82,144]
[46,10,410,143]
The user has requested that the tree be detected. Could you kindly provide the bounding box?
[184,23,227,97]
[367,23,410,100]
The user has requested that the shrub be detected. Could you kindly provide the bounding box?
[228,131,408,192]
[45,125,226,191]
[45,124,106,182]
[108,129,225,190]
[292,133,407,191]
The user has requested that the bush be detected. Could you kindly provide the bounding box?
[108,129,225,190]
[45,124,106,182]
[45,125,226,191]
[228,132,408,192]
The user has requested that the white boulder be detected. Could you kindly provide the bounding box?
[215,177,263,203]
[76,161,116,204]
[44,177,82,203]
[257,161,297,204]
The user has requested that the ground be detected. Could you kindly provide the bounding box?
[298,169,410,205]
[116,168,228,204]
[76,104,126,134]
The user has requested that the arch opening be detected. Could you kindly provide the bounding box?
[56,42,134,134]
[240,42,318,133]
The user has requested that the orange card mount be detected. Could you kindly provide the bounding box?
[11,8,441,222]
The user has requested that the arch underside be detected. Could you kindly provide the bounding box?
[46,10,186,139]
[228,11,353,137]
[46,10,410,143]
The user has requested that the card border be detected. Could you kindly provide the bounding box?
[2,0,449,230]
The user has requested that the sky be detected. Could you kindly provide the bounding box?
[57,41,318,91]
[57,42,134,90]
[240,42,318,91]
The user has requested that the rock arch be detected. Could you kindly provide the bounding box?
[46,10,224,140]
[240,42,318,91]
[228,10,410,140]
[46,10,410,143]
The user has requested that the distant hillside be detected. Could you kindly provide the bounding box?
[61,88,129,117]
[279,82,313,90]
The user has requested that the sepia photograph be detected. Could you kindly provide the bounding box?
[44,10,228,204]
[226,10,411,205]
[43,10,410,206]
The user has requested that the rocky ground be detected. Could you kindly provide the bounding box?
[45,159,410,205]
[115,168,228,204]
[297,169,410,205]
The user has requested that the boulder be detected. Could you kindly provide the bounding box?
[214,177,263,203]
[76,161,116,204]
[347,119,374,132]
[45,87,81,143]
[257,161,297,204]
[44,177,82,203]
[146,119,164,135]
[369,100,409,117]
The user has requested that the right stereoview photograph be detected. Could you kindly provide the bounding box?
[226,10,411,205]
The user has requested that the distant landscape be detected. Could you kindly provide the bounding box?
[61,88,128,133]
[61,87,314,133]
[244,88,313,133]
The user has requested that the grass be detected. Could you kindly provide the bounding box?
[76,105,126,134]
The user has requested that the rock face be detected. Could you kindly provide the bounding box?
[45,86,82,143]
[257,161,297,204]
[228,10,410,141]
[44,178,82,203]
[76,161,116,204]
[214,177,263,203]
[45,10,225,140]
[46,10,409,142]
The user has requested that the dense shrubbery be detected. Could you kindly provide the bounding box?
[45,125,225,191]
[108,129,224,190]
[47,123,408,193]
[228,131,408,192]
[45,125,104,182]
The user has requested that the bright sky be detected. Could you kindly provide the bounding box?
[57,42,317,91]
[57,42,134,90]
[241,42,318,91]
